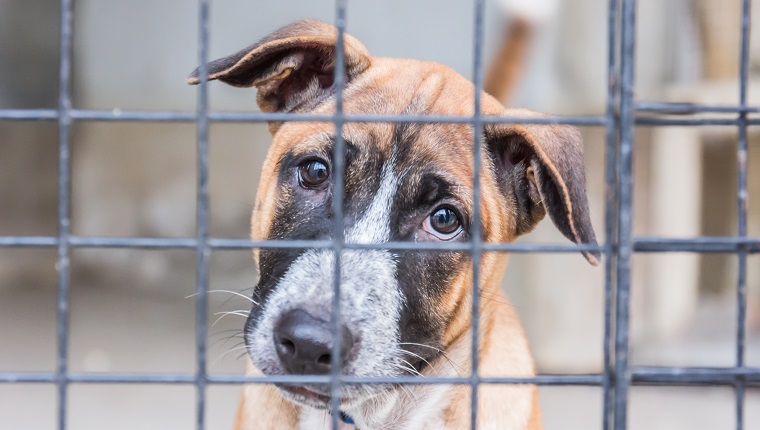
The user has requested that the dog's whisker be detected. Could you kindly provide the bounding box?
[396,363,418,375]
[398,342,442,352]
[436,354,466,376]
[211,310,250,327]
[208,328,245,336]
[396,359,424,378]
[208,333,245,350]
[214,310,250,317]
[211,343,248,367]
[394,363,418,376]
[398,349,435,371]
[216,343,248,358]
[185,289,258,304]
[399,342,466,376]
[478,290,515,308]
[389,365,422,402]
[208,330,243,342]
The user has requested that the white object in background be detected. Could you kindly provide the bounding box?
[494,0,560,23]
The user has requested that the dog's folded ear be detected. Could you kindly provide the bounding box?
[187,20,371,113]
[486,109,600,265]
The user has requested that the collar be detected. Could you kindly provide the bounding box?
[340,411,355,425]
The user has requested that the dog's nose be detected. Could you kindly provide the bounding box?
[274,309,354,374]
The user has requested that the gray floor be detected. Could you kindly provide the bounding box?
[1,283,758,429]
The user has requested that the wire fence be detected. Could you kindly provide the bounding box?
[0,0,758,429]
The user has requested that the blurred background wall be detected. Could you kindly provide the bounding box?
[0,0,759,429]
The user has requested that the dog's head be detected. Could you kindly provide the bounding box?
[189,20,598,409]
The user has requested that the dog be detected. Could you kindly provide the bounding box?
[189,19,598,430]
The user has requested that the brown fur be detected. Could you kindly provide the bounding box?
[189,19,597,429]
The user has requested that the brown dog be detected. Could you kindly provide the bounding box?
[189,20,598,430]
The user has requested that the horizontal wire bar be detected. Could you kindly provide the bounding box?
[207,238,332,250]
[5,108,760,127]
[632,367,760,385]
[2,235,758,253]
[73,109,196,122]
[71,236,198,248]
[0,109,607,125]
[637,101,760,114]
[3,368,758,386]
[0,236,59,247]
[635,236,760,253]
[0,372,600,385]
[0,372,59,383]
[0,109,58,120]
[636,117,750,126]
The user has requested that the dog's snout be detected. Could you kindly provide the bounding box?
[274,309,354,374]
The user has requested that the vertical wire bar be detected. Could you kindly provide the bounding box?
[330,1,348,429]
[470,0,486,428]
[56,1,74,428]
[194,1,211,429]
[735,1,751,429]
[614,0,636,428]
[603,0,620,428]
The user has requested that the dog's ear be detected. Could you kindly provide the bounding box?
[486,109,600,265]
[187,20,371,113]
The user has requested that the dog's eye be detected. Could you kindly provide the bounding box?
[425,206,462,238]
[298,159,329,188]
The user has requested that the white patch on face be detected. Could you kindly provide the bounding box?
[248,157,404,393]
[345,159,398,244]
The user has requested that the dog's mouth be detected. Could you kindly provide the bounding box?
[274,362,428,407]
[276,383,373,410]
[268,352,431,407]
[277,384,333,407]
[275,381,394,410]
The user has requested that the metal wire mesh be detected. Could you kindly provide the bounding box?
[0,0,758,429]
